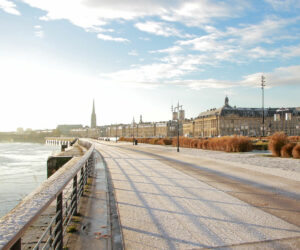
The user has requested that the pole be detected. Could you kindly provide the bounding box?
[261,75,266,137]
[177,121,180,152]
[116,125,117,143]
[133,124,135,145]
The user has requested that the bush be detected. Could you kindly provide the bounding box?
[288,136,300,142]
[268,132,288,157]
[281,143,296,158]
[292,144,300,159]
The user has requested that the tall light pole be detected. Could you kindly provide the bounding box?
[261,75,266,137]
[132,117,135,145]
[177,120,180,152]
[115,124,117,143]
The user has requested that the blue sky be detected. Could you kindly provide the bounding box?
[0,0,300,131]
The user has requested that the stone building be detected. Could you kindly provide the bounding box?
[184,97,300,137]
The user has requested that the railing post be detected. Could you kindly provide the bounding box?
[10,238,21,250]
[72,174,77,215]
[87,153,94,177]
[80,167,84,196]
[54,192,63,249]
[84,162,88,185]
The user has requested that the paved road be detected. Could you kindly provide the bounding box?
[95,141,300,249]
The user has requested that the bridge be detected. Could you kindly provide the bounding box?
[0,138,300,249]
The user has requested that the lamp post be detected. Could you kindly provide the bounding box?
[132,124,134,145]
[115,124,117,143]
[177,120,180,152]
[261,75,266,137]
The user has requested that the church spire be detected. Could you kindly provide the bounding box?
[91,99,97,128]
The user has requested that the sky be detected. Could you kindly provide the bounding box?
[0,0,300,131]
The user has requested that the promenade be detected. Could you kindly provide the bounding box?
[93,141,300,249]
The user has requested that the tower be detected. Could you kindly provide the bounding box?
[91,100,97,128]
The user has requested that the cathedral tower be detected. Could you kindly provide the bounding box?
[91,100,97,128]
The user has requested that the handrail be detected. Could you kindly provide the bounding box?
[0,140,94,249]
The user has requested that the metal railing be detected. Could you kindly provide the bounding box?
[0,140,95,250]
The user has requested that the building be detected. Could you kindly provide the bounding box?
[56,124,83,136]
[91,100,97,128]
[183,97,300,137]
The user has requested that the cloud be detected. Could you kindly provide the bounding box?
[170,79,234,90]
[135,21,192,38]
[265,0,300,10]
[21,0,244,34]
[128,50,138,56]
[161,0,245,26]
[34,25,44,38]
[241,65,300,87]
[0,0,20,15]
[150,46,183,54]
[100,62,186,86]
[100,60,300,90]
[97,33,129,42]
[225,16,299,45]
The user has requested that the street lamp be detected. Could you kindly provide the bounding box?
[115,124,117,143]
[261,75,266,137]
[177,120,180,152]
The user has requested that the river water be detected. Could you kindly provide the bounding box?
[0,142,60,218]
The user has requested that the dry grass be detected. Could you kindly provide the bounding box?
[281,143,296,158]
[268,132,288,157]
[292,143,300,159]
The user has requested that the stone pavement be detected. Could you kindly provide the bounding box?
[94,141,300,250]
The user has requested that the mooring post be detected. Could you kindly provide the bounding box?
[54,192,63,249]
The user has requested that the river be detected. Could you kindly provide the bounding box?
[0,142,59,218]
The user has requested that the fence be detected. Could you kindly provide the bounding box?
[0,140,95,250]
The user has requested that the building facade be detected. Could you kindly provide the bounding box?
[184,97,300,137]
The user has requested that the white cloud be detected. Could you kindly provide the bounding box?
[21,0,245,37]
[265,0,300,10]
[170,79,234,90]
[161,0,245,26]
[239,65,300,87]
[150,46,183,54]
[128,50,138,56]
[34,30,44,38]
[0,0,20,15]
[100,62,186,87]
[225,16,299,45]
[97,33,129,42]
[135,21,192,38]
[34,25,44,38]
[282,43,300,58]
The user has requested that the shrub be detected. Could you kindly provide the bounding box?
[288,136,300,142]
[292,143,300,159]
[190,139,199,148]
[281,143,296,158]
[161,138,173,145]
[268,132,288,157]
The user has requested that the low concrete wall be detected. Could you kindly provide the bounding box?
[47,156,73,178]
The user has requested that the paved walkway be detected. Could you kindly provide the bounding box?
[95,142,300,249]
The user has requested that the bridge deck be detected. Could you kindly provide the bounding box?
[94,141,300,249]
